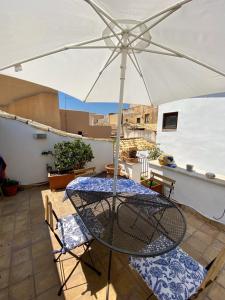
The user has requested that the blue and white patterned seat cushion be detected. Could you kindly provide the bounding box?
[129,246,207,300]
[57,209,102,251]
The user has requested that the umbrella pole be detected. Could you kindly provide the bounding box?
[113,33,128,196]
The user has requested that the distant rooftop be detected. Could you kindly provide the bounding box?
[120,138,155,151]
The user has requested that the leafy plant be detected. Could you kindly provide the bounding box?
[148,146,163,160]
[53,139,94,171]
[3,178,19,186]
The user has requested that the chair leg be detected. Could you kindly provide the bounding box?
[57,243,101,296]
[146,292,154,300]
[69,248,101,276]
[58,260,80,296]
[54,252,62,262]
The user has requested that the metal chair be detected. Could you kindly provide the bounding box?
[150,171,176,199]
[44,195,102,296]
[129,243,225,300]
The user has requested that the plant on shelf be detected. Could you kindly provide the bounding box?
[148,145,163,161]
[53,139,94,173]
[2,178,19,196]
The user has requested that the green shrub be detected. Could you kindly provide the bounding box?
[53,139,94,171]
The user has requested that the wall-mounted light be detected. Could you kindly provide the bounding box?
[33,133,47,139]
[14,64,22,72]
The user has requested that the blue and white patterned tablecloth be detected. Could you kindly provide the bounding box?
[65,176,158,198]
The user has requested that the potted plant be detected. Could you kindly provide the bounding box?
[48,139,95,190]
[2,179,19,196]
[148,145,163,161]
[105,163,122,177]
[140,176,163,194]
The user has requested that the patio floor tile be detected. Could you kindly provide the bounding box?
[208,283,225,300]
[34,268,60,295]
[9,277,35,300]
[12,246,31,266]
[0,252,11,270]
[0,288,9,300]
[9,260,33,284]
[36,285,64,300]
[13,230,31,250]
[0,269,9,290]
[31,239,52,259]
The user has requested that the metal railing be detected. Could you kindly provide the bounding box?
[138,157,149,178]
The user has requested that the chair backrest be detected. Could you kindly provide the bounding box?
[44,195,64,249]
[45,195,59,232]
[199,246,225,291]
[150,171,176,198]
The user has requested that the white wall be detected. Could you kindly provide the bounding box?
[0,117,113,185]
[120,161,142,182]
[157,97,225,176]
[149,161,225,225]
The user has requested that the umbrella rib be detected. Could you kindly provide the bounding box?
[84,0,123,31]
[84,47,121,101]
[128,33,179,57]
[69,46,118,49]
[128,44,152,105]
[127,8,180,47]
[127,53,142,77]
[85,0,122,44]
[131,47,177,57]
[128,0,192,32]
[0,34,119,72]
[151,41,225,77]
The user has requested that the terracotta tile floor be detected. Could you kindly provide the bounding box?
[0,187,225,300]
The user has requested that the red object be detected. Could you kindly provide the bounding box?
[3,184,18,196]
[0,156,6,180]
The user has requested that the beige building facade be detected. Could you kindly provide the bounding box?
[3,92,61,129]
[123,105,158,128]
[60,109,111,138]
[0,75,112,138]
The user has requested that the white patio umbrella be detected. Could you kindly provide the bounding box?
[1,0,225,194]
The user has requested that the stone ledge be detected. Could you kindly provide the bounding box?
[149,160,225,188]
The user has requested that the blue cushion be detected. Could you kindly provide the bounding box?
[129,245,207,300]
[57,209,102,251]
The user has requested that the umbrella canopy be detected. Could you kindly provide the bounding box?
[0,0,225,106]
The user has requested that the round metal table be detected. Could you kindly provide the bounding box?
[65,177,186,299]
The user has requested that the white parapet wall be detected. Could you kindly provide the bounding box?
[120,160,142,182]
[149,160,225,225]
[0,113,113,185]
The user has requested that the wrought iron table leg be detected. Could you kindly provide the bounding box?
[106,249,112,300]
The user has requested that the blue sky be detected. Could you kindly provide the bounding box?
[58,92,129,115]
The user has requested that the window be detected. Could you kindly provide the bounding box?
[137,117,141,124]
[162,112,178,130]
[144,113,150,123]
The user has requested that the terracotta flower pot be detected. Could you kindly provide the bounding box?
[105,163,122,176]
[3,184,19,196]
[141,179,163,194]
